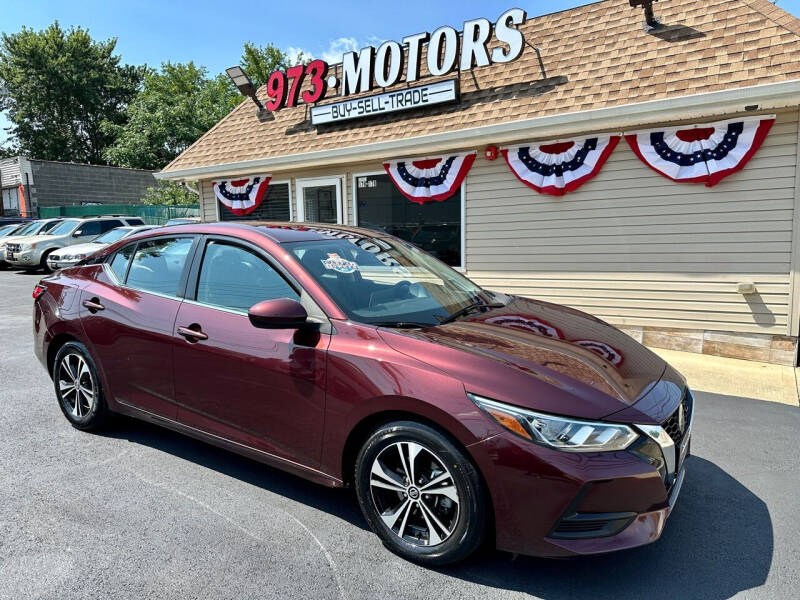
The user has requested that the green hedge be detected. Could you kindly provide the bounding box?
[38,204,200,226]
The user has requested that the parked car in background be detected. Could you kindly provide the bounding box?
[47,225,157,270]
[33,222,693,566]
[164,217,201,226]
[0,223,26,238]
[0,218,64,269]
[5,215,146,272]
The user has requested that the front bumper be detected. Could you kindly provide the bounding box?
[468,396,692,558]
[6,248,40,268]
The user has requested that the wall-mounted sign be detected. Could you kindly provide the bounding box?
[260,7,526,123]
[310,80,458,125]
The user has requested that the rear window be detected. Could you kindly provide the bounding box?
[109,244,135,282]
[126,237,194,296]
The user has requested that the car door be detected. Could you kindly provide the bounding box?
[173,237,329,467]
[79,235,197,419]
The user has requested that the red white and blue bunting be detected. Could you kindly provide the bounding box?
[501,136,620,196]
[625,116,775,187]
[212,175,272,216]
[383,152,476,204]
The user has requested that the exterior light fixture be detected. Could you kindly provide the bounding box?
[484,145,499,161]
[629,0,660,30]
[226,66,268,116]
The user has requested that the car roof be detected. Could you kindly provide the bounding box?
[160,221,391,244]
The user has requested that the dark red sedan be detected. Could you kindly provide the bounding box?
[33,222,692,565]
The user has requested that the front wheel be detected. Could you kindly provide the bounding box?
[53,341,108,431]
[355,421,487,566]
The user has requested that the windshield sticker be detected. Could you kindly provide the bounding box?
[322,253,359,274]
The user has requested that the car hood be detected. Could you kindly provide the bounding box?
[53,242,104,256]
[0,234,43,246]
[3,234,57,245]
[377,296,685,424]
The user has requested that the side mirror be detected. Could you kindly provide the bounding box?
[248,298,308,329]
[73,230,83,237]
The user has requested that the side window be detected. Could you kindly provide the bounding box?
[76,221,102,237]
[196,241,298,311]
[126,218,145,226]
[109,244,135,282]
[100,219,124,233]
[127,237,194,296]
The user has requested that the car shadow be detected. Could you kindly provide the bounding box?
[101,416,370,532]
[447,455,773,600]
[101,421,772,599]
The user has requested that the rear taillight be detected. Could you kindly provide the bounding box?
[32,284,47,300]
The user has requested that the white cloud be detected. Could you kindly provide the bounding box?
[286,36,372,66]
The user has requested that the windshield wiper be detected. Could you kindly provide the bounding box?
[437,299,505,325]
[371,321,435,329]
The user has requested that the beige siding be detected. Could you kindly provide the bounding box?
[464,110,799,335]
[196,110,799,336]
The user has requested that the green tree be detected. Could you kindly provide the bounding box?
[239,42,304,89]
[0,22,143,164]
[104,61,240,170]
[141,180,198,206]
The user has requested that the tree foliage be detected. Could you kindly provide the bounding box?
[0,22,143,164]
[104,61,240,170]
[141,180,198,206]
[239,42,304,89]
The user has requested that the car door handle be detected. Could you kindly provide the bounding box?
[177,325,208,342]
[82,298,105,313]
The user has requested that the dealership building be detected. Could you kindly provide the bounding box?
[157,0,800,366]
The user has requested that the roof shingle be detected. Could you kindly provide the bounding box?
[163,0,800,173]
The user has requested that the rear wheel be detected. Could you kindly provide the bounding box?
[53,342,108,431]
[355,421,487,565]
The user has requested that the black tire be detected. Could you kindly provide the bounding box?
[53,341,108,431]
[40,249,55,273]
[355,420,487,566]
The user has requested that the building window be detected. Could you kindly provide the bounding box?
[355,173,462,267]
[218,182,291,222]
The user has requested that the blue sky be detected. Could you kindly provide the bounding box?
[2,0,799,146]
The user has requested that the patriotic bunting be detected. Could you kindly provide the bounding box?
[383,152,476,204]
[501,136,620,196]
[625,116,775,187]
[212,175,272,216]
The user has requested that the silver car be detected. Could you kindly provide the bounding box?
[0,219,64,269]
[5,215,145,272]
[46,225,157,270]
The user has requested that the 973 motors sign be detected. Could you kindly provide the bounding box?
[261,8,527,125]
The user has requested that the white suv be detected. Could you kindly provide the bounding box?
[4,215,146,272]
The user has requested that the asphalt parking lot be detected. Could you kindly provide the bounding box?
[1,268,798,600]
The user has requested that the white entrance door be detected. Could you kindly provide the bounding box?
[296,177,343,224]
[2,187,20,215]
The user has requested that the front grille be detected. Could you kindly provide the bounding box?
[6,243,20,253]
[662,390,692,445]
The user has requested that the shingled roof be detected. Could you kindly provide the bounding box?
[162,0,800,174]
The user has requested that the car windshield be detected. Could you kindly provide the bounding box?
[15,221,44,236]
[47,219,81,236]
[93,227,133,244]
[0,224,20,236]
[286,234,498,327]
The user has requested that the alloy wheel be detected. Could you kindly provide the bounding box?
[369,441,460,546]
[58,353,95,418]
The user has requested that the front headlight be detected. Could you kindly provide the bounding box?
[469,394,639,452]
